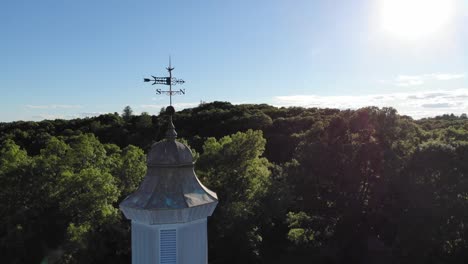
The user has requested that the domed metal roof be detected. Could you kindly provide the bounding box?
[120,116,218,224]
[146,140,193,166]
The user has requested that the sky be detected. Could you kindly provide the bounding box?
[1,0,468,122]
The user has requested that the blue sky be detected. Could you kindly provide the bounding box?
[1,0,468,121]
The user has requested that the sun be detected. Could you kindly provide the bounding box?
[380,0,455,40]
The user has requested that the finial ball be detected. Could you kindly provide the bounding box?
[166,106,175,115]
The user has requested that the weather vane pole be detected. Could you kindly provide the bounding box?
[144,57,186,107]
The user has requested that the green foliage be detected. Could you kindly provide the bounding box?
[0,135,145,263]
[0,139,30,173]
[59,168,119,223]
[286,212,316,246]
[197,129,272,263]
[135,111,152,129]
[395,141,468,263]
[198,130,270,206]
[114,145,146,197]
[1,103,468,263]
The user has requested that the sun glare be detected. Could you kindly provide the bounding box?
[380,0,455,40]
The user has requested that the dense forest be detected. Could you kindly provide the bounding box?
[1,102,468,264]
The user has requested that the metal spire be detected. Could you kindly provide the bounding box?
[165,114,177,141]
[165,105,177,141]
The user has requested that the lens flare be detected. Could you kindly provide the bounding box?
[380,0,455,40]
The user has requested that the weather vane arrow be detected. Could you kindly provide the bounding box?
[144,57,186,106]
[143,76,185,86]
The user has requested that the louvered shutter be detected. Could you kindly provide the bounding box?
[160,229,177,264]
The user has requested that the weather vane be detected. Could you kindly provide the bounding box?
[144,57,186,106]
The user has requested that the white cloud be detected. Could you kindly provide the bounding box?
[393,73,465,86]
[30,112,102,121]
[31,114,67,120]
[396,75,425,86]
[273,88,468,119]
[77,112,104,118]
[431,73,466,81]
[26,104,82,109]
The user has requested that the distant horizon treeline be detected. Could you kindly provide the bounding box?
[1,102,468,264]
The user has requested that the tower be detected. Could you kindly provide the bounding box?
[120,63,218,264]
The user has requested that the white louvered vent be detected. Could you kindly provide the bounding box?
[160,229,177,264]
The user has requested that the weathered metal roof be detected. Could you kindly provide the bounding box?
[120,118,218,224]
[146,140,193,166]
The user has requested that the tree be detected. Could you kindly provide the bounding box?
[0,140,36,262]
[285,108,411,263]
[2,102,468,263]
[0,134,147,263]
[135,112,152,130]
[394,141,468,264]
[114,145,146,197]
[122,106,133,122]
[197,129,272,263]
